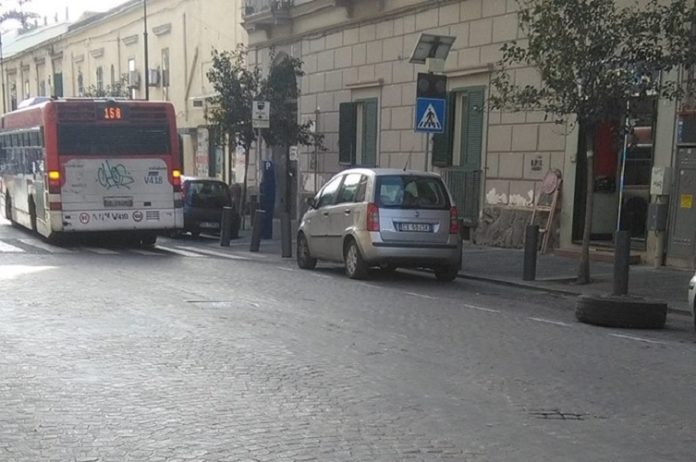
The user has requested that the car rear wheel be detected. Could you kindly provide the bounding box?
[434,265,459,282]
[344,239,368,280]
[296,233,317,270]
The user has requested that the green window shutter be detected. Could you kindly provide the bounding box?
[432,92,456,167]
[463,87,485,168]
[362,98,378,167]
[339,102,357,165]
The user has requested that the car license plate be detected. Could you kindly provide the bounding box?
[200,222,220,229]
[104,197,133,207]
[398,223,432,232]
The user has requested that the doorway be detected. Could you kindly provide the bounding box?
[572,97,657,247]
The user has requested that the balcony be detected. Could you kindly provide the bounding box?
[243,0,293,30]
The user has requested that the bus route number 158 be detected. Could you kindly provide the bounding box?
[103,107,123,120]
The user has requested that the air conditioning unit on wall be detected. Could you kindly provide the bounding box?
[148,68,160,87]
[128,70,140,88]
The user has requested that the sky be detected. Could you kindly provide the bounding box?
[17,0,129,24]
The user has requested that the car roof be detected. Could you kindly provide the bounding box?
[338,168,443,178]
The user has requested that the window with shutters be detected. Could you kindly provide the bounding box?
[339,98,379,167]
[432,88,484,169]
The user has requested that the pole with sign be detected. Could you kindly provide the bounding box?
[414,73,447,171]
[252,101,270,221]
[409,34,455,172]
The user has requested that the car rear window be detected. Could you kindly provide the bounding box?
[186,181,231,208]
[375,175,450,210]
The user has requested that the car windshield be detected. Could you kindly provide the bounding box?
[186,181,231,208]
[375,175,450,210]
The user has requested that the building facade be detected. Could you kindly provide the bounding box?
[0,0,247,184]
[244,0,694,268]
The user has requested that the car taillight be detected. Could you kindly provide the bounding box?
[366,202,380,232]
[172,169,182,192]
[449,207,459,235]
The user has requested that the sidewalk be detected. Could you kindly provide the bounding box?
[222,224,694,316]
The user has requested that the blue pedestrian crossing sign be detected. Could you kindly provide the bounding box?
[415,97,446,134]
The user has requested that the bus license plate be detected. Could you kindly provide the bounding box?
[200,222,220,229]
[104,197,133,207]
[398,223,432,232]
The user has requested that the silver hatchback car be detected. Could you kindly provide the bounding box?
[296,168,462,281]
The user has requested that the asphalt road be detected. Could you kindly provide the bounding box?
[1,218,695,461]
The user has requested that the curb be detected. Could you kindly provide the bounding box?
[456,272,582,297]
[456,272,692,318]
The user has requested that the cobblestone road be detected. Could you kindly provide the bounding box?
[1,223,695,461]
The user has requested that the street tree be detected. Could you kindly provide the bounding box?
[260,49,316,215]
[490,0,696,284]
[206,46,262,223]
[82,74,130,98]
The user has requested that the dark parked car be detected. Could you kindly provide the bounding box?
[180,177,232,237]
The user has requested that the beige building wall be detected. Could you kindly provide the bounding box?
[245,0,570,245]
[1,0,247,181]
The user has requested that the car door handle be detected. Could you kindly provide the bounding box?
[344,209,352,215]
[322,211,329,217]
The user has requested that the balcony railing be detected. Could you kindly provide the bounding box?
[243,0,293,18]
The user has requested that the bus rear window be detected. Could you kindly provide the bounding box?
[58,124,171,156]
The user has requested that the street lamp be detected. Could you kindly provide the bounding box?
[143,0,149,100]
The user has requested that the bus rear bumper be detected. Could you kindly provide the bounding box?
[56,209,183,232]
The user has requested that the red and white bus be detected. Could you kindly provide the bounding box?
[0,98,184,245]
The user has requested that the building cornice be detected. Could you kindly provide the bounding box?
[247,0,460,50]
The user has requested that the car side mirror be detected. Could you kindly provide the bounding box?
[305,197,316,209]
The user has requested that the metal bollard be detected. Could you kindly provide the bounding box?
[220,206,233,247]
[523,225,539,281]
[613,230,631,296]
[280,212,292,258]
[250,209,264,252]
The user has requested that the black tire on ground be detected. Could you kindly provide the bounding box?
[434,265,459,282]
[575,295,667,329]
[296,233,317,270]
[344,239,369,280]
[141,234,157,248]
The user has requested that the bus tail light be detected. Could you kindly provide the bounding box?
[48,170,61,194]
[49,202,62,211]
[171,169,182,192]
[449,207,460,235]
[366,202,380,232]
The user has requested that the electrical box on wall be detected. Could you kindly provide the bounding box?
[650,166,672,196]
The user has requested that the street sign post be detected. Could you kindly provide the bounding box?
[252,100,270,129]
[415,97,446,134]
[414,73,447,135]
[414,72,447,171]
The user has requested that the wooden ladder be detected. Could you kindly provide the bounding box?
[530,173,562,254]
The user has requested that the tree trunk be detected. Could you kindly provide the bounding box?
[577,127,595,284]
[284,144,291,215]
[241,148,249,230]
